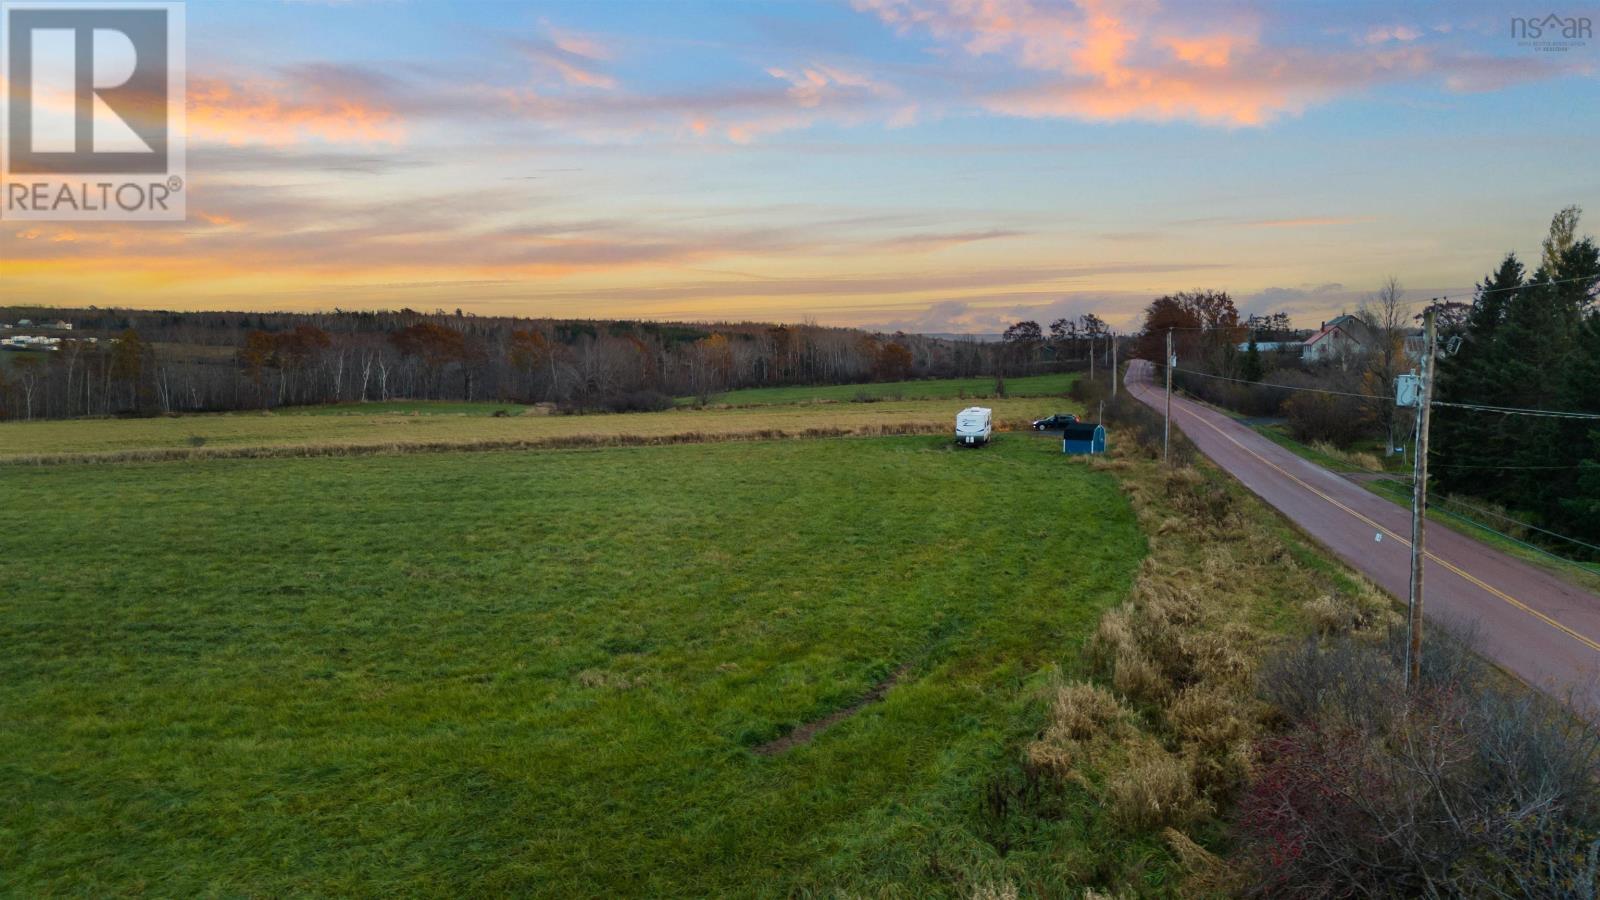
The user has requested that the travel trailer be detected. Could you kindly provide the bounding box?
[955,406,992,447]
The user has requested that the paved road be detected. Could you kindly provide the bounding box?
[1125,359,1600,709]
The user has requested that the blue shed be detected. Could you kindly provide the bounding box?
[1061,422,1106,455]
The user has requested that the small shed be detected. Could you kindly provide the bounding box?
[1062,422,1106,455]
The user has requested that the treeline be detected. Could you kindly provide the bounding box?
[1433,207,1600,548]
[0,307,1036,420]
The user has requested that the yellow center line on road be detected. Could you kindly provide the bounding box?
[1136,368,1600,656]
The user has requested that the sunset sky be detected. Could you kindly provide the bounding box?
[3,0,1598,332]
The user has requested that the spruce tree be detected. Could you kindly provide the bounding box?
[1433,254,1523,496]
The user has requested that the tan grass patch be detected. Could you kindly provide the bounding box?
[1106,744,1208,830]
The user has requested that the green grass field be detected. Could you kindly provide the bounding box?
[0,435,1144,895]
[692,372,1077,406]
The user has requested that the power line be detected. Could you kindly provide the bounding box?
[1429,461,1587,471]
[1170,366,1388,401]
[1369,475,1600,572]
[1387,479,1600,558]
[1152,274,1599,331]
[1433,398,1600,419]
[1400,273,1600,309]
[1436,494,1600,556]
[1170,365,1600,421]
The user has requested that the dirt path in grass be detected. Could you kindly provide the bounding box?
[754,664,913,756]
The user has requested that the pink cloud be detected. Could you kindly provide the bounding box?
[517,28,618,90]
[856,0,1583,127]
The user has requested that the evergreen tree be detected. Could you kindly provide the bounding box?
[1242,333,1264,383]
[1432,254,1523,496]
[1500,237,1600,519]
[1551,238,1600,542]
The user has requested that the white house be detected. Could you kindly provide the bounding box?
[1298,314,1427,366]
[1301,315,1372,363]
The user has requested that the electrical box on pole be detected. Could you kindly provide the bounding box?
[1396,372,1421,408]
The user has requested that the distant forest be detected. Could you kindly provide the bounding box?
[0,307,1111,421]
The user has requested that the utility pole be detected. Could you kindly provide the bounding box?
[1163,328,1173,464]
[1111,335,1118,399]
[1405,309,1438,689]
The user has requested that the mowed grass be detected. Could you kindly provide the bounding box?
[0,436,1143,895]
[693,372,1075,406]
[0,395,1073,461]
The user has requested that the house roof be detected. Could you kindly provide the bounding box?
[1304,315,1372,348]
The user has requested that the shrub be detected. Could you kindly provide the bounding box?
[560,390,675,414]
[1241,627,1600,897]
[1281,390,1370,448]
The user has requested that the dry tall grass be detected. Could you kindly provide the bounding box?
[1027,432,1400,894]
[4,423,961,467]
[0,397,1055,464]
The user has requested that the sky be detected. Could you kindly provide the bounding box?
[2,0,1599,333]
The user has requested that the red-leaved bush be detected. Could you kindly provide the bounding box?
[1237,631,1600,898]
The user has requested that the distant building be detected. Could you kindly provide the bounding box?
[1233,340,1299,353]
[43,320,72,330]
[1,334,61,351]
[1303,314,1427,365]
[1302,314,1374,363]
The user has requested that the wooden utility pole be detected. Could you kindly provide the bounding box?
[1163,328,1173,464]
[1111,336,1118,399]
[1405,309,1438,689]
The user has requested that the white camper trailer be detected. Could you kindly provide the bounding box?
[955,406,993,446]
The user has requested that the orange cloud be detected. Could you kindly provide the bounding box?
[188,73,404,145]
[1162,34,1248,69]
